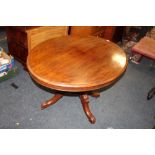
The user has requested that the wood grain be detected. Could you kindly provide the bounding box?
[27,36,127,92]
[27,26,69,51]
[6,26,69,68]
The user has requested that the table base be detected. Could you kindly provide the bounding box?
[41,91,100,124]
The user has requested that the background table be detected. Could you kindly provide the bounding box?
[27,36,127,124]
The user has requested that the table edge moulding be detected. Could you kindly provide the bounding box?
[27,36,128,124]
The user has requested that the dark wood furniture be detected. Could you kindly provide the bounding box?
[6,26,124,69]
[27,36,127,124]
[6,26,69,69]
[69,26,124,42]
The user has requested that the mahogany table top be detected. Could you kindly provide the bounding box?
[27,36,127,92]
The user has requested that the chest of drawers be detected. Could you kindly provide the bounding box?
[69,26,123,42]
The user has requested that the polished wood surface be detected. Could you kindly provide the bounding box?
[6,26,124,69]
[6,26,69,68]
[27,36,127,92]
[27,26,69,51]
[80,94,96,124]
[27,36,127,124]
[41,93,63,110]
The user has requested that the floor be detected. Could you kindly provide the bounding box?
[0,30,155,129]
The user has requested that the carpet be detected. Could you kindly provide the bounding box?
[0,29,155,128]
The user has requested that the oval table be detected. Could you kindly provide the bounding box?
[27,36,128,124]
